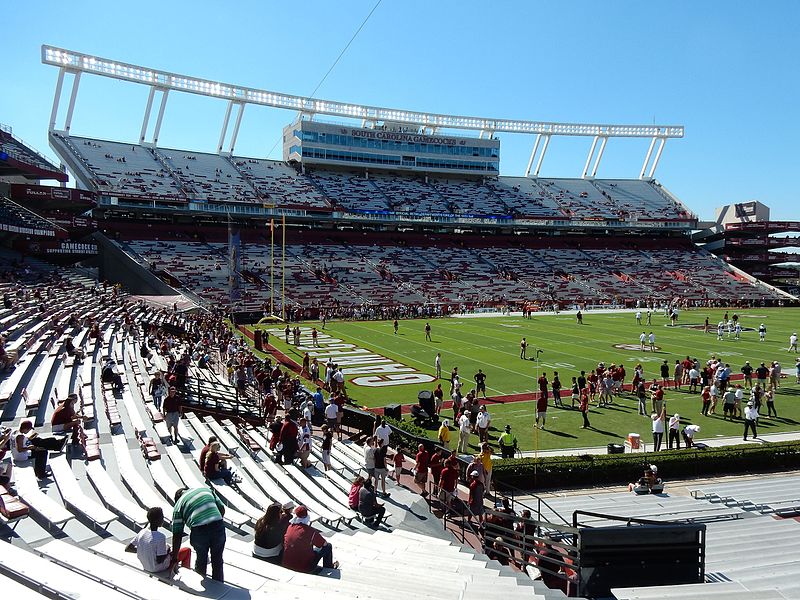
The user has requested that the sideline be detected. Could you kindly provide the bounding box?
[520,429,800,458]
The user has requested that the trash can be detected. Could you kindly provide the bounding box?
[627,433,641,450]
[607,443,625,454]
[384,404,402,420]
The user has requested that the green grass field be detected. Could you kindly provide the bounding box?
[253,308,800,451]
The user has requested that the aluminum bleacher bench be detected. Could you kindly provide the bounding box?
[49,455,117,527]
[13,466,73,528]
[37,539,202,600]
[0,539,134,600]
[91,538,268,597]
[111,434,173,522]
[85,460,148,528]
[162,444,250,528]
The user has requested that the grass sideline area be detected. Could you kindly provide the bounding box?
[247,307,800,452]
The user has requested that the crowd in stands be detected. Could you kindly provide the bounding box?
[59,135,694,221]
[122,234,785,314]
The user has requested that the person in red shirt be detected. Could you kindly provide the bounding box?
[438,455,460,513]
[535,390,548,430]
[414,444,430,494]
[51,394,83,445]
[428,449,444,494]
[282,505,338,572]
[277,412,299,465]
[579,390,590,429]
[391,446,405,482]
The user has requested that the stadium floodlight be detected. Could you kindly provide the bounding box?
[41,45,684,139]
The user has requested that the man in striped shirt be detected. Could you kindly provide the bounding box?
[171,487,226,582]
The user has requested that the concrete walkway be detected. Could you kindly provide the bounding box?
[519,428,800,458]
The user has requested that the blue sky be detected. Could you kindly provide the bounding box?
[3,0,798,220]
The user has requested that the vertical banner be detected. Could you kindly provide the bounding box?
[228,221,242,304]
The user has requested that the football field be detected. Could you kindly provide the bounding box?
[253,307,800,451]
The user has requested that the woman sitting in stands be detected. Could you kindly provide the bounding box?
[348,476,365,510]
[628,465,663,494]
[63,335,85,360]
[203,441,236,485]
[253,502,292,564]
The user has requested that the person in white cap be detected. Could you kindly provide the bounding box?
[282,505,338,572]
[668,414,681,450]
[790,333,798,353]
[743,401,759,441]
[682,424,700,448]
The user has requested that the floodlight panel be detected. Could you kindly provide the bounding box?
[42,45,684,139]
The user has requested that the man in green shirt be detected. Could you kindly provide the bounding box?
[171,487,226,582]
[498,425,517,459]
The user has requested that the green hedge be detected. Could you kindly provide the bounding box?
[383,416,436,453]
[491,441,800,491]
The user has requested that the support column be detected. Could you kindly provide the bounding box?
[648,138,667,178]
[64,72,82,133]
[525,134,542,177]
[152,89,170,146]
[639,137,658,179]
[217,100,234,153]
[229,103,245,154]
[49,67,66,131]
[590,136,608,177]
[140,86,157,144]
[533,134,551,177]
[581,136,600,179]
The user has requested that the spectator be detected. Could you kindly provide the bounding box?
[297,417,312,468]
[126,506,191,573]
[253,502,292,564]
[457,410,471,453]
[682,424,700,448]
[479,443,493,497]
[149,372,167,411]
[668,414,681,450]
[743,401,759,441]
[63,335,85,361]
[391,445,405,481]
[324,401,338,436]
[101,357,124,391]
[437,419,451,449]
[282,505,339,572]
[476,406,491,443]
[11,420,65,479]
[51,394,84,446]
[320,427,333,472]
[348,476,365,510]
[374,417,391,447]
[414,443,430,494]
[171,487,226,582]
[486,536,512,566]
[651,408,666,451]
[373,439,389,497]
[358,478,386,527]
[468,471,485,524]
[0,428,13,486]
[438,455,460,513]
[277,412,300,465]
[203,442,237,485]
[162,386,181,444]
[362,436,376,486]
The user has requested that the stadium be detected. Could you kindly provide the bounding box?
[2,13,800,600]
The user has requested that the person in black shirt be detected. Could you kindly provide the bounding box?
[660,360,670,386]
[755,362,769,388]
[741,361,754,389]
[474,369,487,399]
